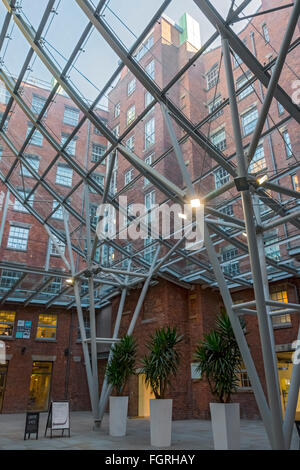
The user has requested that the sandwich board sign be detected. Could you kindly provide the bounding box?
[24,411,40,440]
[45,401,70,438]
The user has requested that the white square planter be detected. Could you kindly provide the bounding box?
[109,396,129,437]
[150,399,172,447]
[210,402,240,450]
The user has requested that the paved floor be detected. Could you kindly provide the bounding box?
[0,411,299,450]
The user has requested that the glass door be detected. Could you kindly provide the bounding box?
[28,362,53,411]
[0,361,8,412]
[277,352,300,420]
[138,373,155,417]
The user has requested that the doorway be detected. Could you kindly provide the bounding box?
[28,362,53,411]
[0,361,8,412]
[138,373,155,417]
[277,352,300,420]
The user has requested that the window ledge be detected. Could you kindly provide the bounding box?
[141,318,157,324]
[237,387,253,393]
[273,323,292,330]
[35,338,57,342]
[0,335,14,340]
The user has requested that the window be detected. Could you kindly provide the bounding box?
[0,311,15,337]
[0,83,10,104]
[264,231,280,261]
[214,167,230,189]
[31,95,47,115]
[52,200,63,219]
[208,96,223,120]
[220,204,233,217]
[206,65,219,90]
[101,244,114,267]
[44,278,62,295]
[292,174,300,192]
[49,235,65,256]
[63,106,79,126]
[94,117,108,135]
[145,91,154,109]
[282,130,292,158]
[14,189,34,212]
[233,53,243,68]
[89,173,104,193]
[112,124,120,138]
[236,73,254,101]
[277,101,284,115]
[145,59,155,80]
[36,314,57,339]
[126,105,135,126]
[0,270,21,289]
[144,237,155,263]
[26,124,43,147]
[0,112,9,131]
[145,117,155,149]
[125,169,133,185]
[114,102,120,118]
[21,155,40,177]
[126,135,135,152]
[237,362,251,389]
[122,243,132,269]
[77,313,90,340]
[91,143,106,162]
[135,35,154,61]
[145,190,155,226]
[270,288,291,326]
[60,133,76,156]
[56,165,73,187]
[210,128,226,151]
[221,246,240,277]
[89,204,98,228]
[7,226,29,251]
[242,107,258,136]
[250,32,257,57]
[262,24,270,43]
[127,78,136,96]
[144,153,153,186]
[249,145,266,174]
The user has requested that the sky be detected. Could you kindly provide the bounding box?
[0,0,261,104]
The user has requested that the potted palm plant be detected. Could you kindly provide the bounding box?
[194,312,245,450]
[106,334,137,437]
[141,326,183,447]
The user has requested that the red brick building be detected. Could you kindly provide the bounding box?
[0,0,299,421]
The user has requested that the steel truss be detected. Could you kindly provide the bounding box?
[0,0,299,449]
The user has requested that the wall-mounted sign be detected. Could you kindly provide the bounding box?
[16,320,32,339]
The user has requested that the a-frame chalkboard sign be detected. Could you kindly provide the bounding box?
[24,411,40,440]
[45,401,70,438]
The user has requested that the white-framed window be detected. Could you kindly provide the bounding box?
[0,311,16,337]
[7,225,29,251]
[206,65,219,90]
[238,362,251,389]
[264,231,280,261]
[26,124,43,146]
[270,288,291,326]
[91,142,106,162]
[49,235,65,256]
[145,59,155,80]
[112,124,120,138]
[127,78,136,96]
[126,135,135,152]
[144,237,155,263]
[60,133,76,156]
[221,246,240,277]
[220,204,233,217]
[262,23,270,43]
[94,117,108,135]
[126,105,135,126]
[292,174,300,192]
[214,167,230,189]
[145,190,155,226]
[122,243,132,269]
[36,313,58,339]
[135,35,154,62]
[145,91,154,109]
[56,165,73,187]
[52,200,63,219]
[277,101,284,115]
[0,112,9,131]
[31,95,47,115]
[144,153,153,186]
[63,106,79,126]
[282,130,292,158]
[89,173,105,193]
[208,96,223,120]
[242,107,258,136]
[21,155,40,177]
[0,83,10,104]
[236,73,254,100]
[89,204,98,228]
[0,271,21,289]
[101,244,114,267]
[210,128,226,151]
[114,102,120,118]
[14,189,34,213]
[145,117,155,149]
[125,169,133,185]
[249,144,266,174]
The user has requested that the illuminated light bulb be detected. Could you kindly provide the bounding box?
[190,198,201,208]
[178,213,187,220]
[257,174,268,185]
[66,278,74,285]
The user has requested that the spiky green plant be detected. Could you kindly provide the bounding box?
[141,327,183,399]
[106,334,137,396]
[194,312,245,403]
